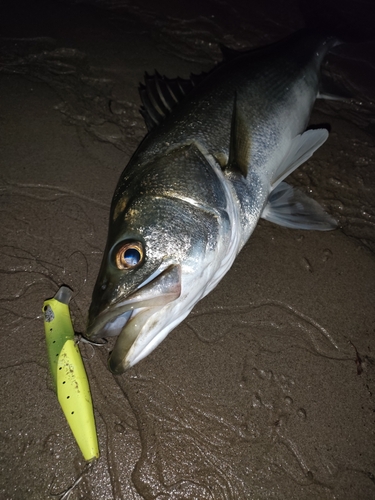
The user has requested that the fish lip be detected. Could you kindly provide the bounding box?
[86,263,181,340]
[109,302,193,374]
[108,306,159,374]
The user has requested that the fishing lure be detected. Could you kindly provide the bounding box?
[43,286,99,462]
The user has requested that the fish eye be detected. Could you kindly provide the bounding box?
[115,241,144,270]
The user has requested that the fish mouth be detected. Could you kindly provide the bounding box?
[86,264,181,374]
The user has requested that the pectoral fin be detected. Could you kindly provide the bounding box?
[271,129,329,189]
[226,93,251,177]
[261,182,337,230]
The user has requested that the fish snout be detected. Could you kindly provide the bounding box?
[86,264,183,371]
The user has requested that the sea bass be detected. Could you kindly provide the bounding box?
[87,31,338,374]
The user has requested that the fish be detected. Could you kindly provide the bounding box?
[86,30,339,374]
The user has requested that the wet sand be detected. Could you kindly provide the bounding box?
[1,1,374,498]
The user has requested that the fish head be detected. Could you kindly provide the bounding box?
[87,144,231,374]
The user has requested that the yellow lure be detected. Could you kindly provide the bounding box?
[43,286,99,462]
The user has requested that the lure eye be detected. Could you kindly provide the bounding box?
[115,241,144,270]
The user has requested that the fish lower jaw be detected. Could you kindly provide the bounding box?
[108,306,161,374]
[86,308,133,340]
[108,306,193,374]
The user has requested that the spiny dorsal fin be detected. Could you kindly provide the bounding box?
[139,71,208,131]
[226,93,251,177]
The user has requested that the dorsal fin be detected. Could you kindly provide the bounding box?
[139,71,208,131]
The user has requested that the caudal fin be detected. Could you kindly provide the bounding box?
[300,0,375,43]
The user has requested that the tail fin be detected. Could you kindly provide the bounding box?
[299,0,375,43]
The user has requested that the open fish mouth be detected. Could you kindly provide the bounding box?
[86,264,181,373]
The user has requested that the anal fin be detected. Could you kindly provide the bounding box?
[318,73,353,102]
[317,92,351,102]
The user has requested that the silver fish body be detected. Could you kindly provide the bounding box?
[87,31,338,373]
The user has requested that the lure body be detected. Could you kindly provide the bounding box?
[43,286,99,461]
